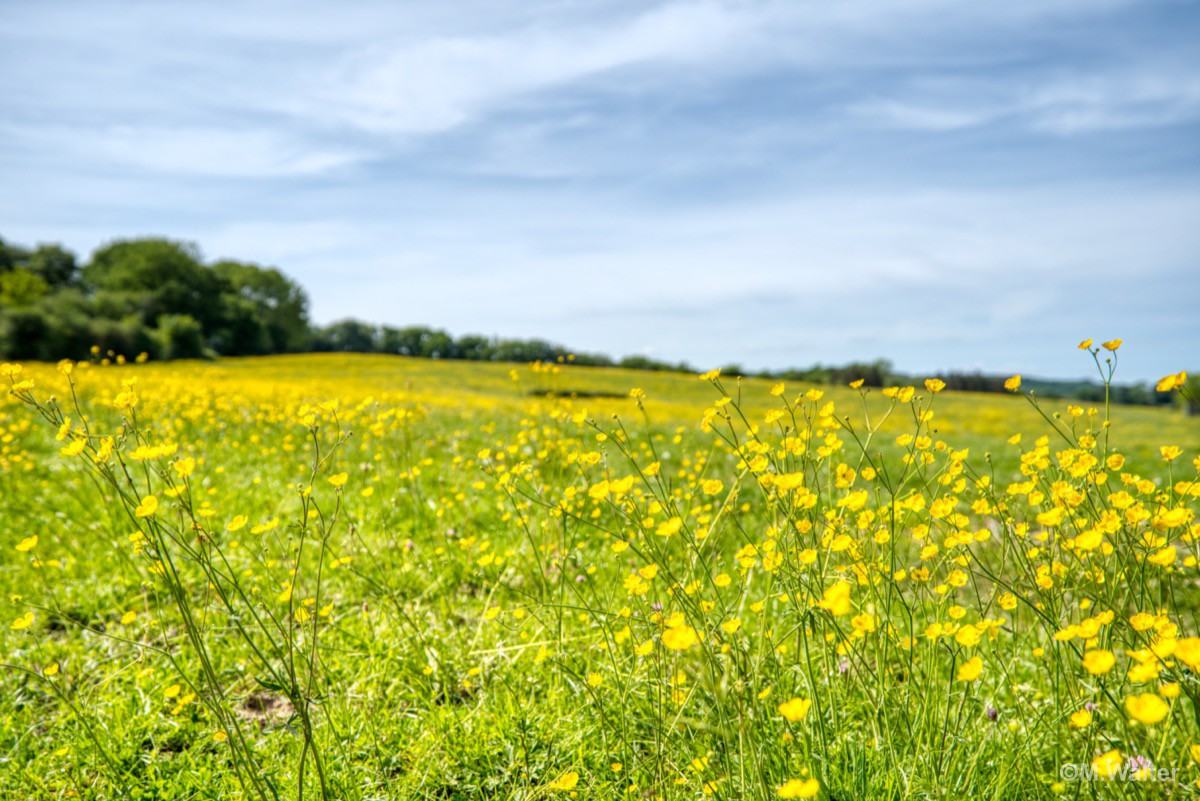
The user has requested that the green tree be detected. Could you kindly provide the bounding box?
[0,236,30,273]
[211,294,271,356]
[455,334,493,361]
[88,316,160,361]
[0,307,57,359]
[212,260,311,352]
[0,269,50,307]
[28,244,79,288]
[314,320,378,353]
[420,329,457,359]
[379,326,434,356]
[154,314,207,360]
[85,238,222,333]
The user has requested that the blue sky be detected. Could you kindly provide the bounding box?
[2,0,1197,381]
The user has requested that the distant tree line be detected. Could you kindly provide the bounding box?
[310,319,698,372]
[1,234,1192,410]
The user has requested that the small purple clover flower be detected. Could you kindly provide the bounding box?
[1126,755,1154,776]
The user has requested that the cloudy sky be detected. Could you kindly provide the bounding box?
[2,0,1197,381]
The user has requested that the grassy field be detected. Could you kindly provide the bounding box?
[2,351,1199,800]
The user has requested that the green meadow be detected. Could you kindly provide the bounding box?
[1,352,1198,800]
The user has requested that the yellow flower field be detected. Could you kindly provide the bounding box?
[1,349,1198,800]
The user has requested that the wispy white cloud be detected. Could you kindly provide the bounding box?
[1023,73,1200,134]
[10,126,363,178]
[849,69,1200,135]
[847,100,997,131]
[316,1,755,135]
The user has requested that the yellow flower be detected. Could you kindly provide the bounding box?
[1101,339,1122,351]
[327,472,349,488]
[656,516,683,537]
[135,495,159,518]
[1156,373,1179,392]
[1147,546,1176,566]
[120,610,137,625]
[956,656,983,682]
[777,778,820,799]
[954,624,981,648]
[113,390,138,409]
[1078,338,1093,350]
[15,535,38,552]
[1091,749,1121,778]
[817,581,852,616]
[1036,507,1064,527]
[770,382,786,396]
[60,439,86,457]
[701,479,724,495]
[11,612,34,630]
[1082,649,1115,676]
[1174,637,1200,668]
[1124,692,1169,725]
[1155,370,1187,392]
[924,378,946,393]
[547,771,579,791]
[609,476,634,495]
[662,624,700,651]
[778,697,812,722]
[226,515,248,532]
[1069,709,1092,728]
[1004,375,1021,392]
